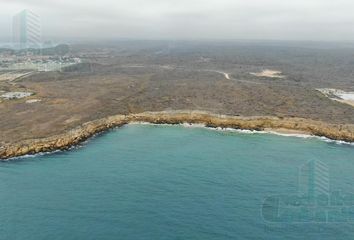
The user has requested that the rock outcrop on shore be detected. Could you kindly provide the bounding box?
[1,111,354,160]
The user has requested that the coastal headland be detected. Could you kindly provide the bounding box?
[1,111,353,160]
[2,42,354,160]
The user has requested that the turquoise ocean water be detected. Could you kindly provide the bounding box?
[1,124,354,239]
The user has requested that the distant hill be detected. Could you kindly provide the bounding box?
[0,44,70,55]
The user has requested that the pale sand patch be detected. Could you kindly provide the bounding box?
[317,88,354,107]
[250,69,285,79]
[337,99,354,107]
[26,99,41,104]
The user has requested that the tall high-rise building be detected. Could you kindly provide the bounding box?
[13,10,41,49]
[298,160,329,203]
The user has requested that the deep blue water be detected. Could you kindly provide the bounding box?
[1,124,354,240]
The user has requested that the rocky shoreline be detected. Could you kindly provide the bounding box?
[1,111,354,160]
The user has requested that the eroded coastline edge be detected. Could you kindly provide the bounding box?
[1,111,354,160]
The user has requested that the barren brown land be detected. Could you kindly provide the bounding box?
[1,41,354,159]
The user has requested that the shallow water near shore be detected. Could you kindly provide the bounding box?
[1,124,354,240]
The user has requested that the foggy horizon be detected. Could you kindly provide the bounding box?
[1,0,354,42]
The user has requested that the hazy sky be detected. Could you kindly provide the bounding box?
[1,0,354,42]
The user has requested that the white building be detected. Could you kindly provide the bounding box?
[13,10,42,49]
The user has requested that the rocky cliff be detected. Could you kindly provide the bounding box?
[1,111,353,160]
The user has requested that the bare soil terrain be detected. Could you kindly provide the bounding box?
[1,41,354,148]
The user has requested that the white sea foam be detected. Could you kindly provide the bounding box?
[128,122,354,145]
[264,130,313,139]
[129,121,155,125]
[4,150,62,161]
[178,123,354,146]
[181,123,206,128]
